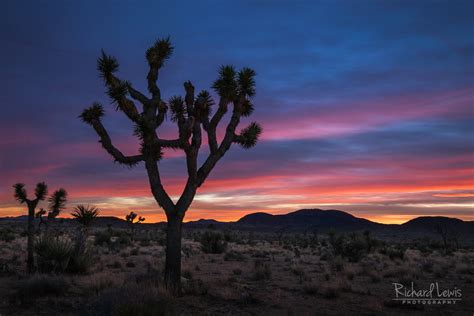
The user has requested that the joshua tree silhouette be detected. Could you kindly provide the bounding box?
[12,183,67,273]
[80,37,261,293]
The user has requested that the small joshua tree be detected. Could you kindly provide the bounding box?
[36,188,68,232]
[13,183,67,273]
[125,211,145,235]
[80,37,262,293]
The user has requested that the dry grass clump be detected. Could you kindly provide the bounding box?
[80,272,123,295]
[252,260,272,281]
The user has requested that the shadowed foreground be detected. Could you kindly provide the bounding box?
[0,221,473,315]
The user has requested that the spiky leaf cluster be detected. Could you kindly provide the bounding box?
[146,37,173,67]
[13,183,27,203]
[195,90,214,119]
[237,68,256,97]
[71,205,100,227]
[80,103,104,125]
[107,80,130,107]
[97,50,119,79]
[169,96,186,122]
[212,65,237,100]
[48,188,67,218]
[241,99,255,117]
[35,182,48,201]
[138,216,146,223]
[237,122,262,149]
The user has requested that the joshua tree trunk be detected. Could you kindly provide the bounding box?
[27,201,35,273]
[164,214,183,293]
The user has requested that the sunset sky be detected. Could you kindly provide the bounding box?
[1,1,473,224]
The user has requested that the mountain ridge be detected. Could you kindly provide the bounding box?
[1,208,472,230]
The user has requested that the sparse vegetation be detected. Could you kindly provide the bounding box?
[0,221,472,315]
[200,231,227,254]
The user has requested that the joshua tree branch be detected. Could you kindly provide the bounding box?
[147,65,161,99]
[127,85,149,105]
[206,98,228,154]
[90,119,144,165]
[155,137,182,149]
[106,74,141,122]
[196,99,242,186]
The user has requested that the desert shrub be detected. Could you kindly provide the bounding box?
[321,284,340,299]
[68,249,95,274]
[139,239,151,247]
[345,270,355,280]
[35,235,73,273]
[291,264,306,278]
[224,250,246,261]
[328,232,367,262]
[232,268,242,275]
[126,261,136,268]
[200,231,227,254]
[95,230,112,246]
[368,271,381,283]
[379,245,405,260]
[182,278,208,295]
[0,228,16,242]
[81,273,118,296]
[16,274,69,302]
[130,248,139,256]
[117,231,132,245]
[302,283,318,295]
[321,279,350,299]
[342,235,366,262]
[253,260,271,281]
[330,256,345,272]
[107,260,122,269]
[420,260,434,273]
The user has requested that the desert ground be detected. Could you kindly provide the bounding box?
[0,222,473,315]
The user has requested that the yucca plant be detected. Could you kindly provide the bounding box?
[35,235,73,273]
[80,37,262,294]
[71,205,100,227]
[70,205,99,272]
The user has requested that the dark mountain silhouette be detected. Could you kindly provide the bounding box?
[235,209,382,231]
[2,209,472,238]
[400,216,473,234]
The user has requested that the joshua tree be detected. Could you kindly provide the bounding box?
[125,211,138,224]
[125,211,145,235]
[13,183,68,273]
[35,208,47,231]
[36,188,68,232]
[13,182,47,273]
[80,37,262,293]
[47,188,68,220]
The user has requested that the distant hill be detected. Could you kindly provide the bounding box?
[400,216,474,235]
[235,209,382,231]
